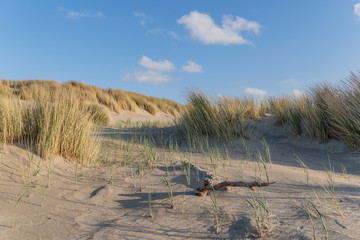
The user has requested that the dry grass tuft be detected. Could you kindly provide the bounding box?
[268,72,360,149]
[0,91,100,165]
[176,90,265,143]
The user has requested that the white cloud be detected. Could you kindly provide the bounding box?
[244,88,267,97]
[133,12,153,26]
[123,69,171,84]
[177,11,261,45]
[58,6,103,20]
[124,56,175,84]
[222,15,261,34]
[292,89,305,98]
[182,61,203,73]
[139,56,175,72]
[355,3,360,20]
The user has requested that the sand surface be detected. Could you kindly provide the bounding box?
[1,115,360,239]
[108,109,175,126]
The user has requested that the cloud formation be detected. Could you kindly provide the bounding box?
[58,6,103,20]
[177,11,261,45]
[124,56,175,84]
[139,56,175,72]
[292,89,305,98]
[182,61,203,73]
[123,69,171,84]
[355,3,360,20]
[133,12,153,26]
[244,88,267,97]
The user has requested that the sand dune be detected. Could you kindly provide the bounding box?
[0,115,359,239]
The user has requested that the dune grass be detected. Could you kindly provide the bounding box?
[176,90,265,144]
[0,91,100,164]
[85,104,110,126]
[269,72,360,149]
[1,79,183,116]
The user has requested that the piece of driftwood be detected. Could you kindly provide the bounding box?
[190,164,275,196]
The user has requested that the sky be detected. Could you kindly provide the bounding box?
[0,1,360,103]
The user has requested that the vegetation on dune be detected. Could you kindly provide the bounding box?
[0,79,183,164]
[0,91,100,165]
[85,104,110,126]
[269,72,360,149]
[176,90,266,143]
[0,79,183,116]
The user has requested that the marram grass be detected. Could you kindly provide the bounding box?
[2,79,183,116]
[268,72,360,149]
[0,92,100,165]
[176,90,265,143]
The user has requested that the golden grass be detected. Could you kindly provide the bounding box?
[2,79,183,116]
[0,91,100,165]
[176,90,266,143]
[268,72,360,149]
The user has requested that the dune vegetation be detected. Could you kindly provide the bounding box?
[269,72,360,149]
[0,79,183,116]
[1,75,360,239]
[0,91,100,165]
[1,73,360,165]
[176,89,266,144]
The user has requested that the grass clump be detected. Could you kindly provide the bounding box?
[245,194,273,238]
[0,98,24,146]
[269,72,360,149]
[85,104,110,126]
[177,90,253,143]
[0,92,100,165]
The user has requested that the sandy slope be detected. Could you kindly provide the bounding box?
[108,109,175,126]
[0,115,360,240]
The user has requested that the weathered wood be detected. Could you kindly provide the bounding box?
[189,163,275,196]
[196,180,275,196]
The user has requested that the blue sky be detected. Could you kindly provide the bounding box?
[0,1,360,103]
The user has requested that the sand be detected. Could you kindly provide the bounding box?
[108,109,175,126]
[0,114,360,240]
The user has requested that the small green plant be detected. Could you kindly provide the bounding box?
[289,197,317,218]
[164,177,175,209]
[294,153,310,185]
[241,138,251,161]
[181,160,191,186]
[209,191,221,235]
[322,159,342,216]
[309,201,328,240]
[261,138,272,166]
[41,158,54,205]
[337,160,349,180]
[256,151,270,183]
[12,186,27,228]
[308,208,317,240]
[244,194,273,238]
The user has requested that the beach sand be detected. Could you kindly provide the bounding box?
[1,113,359,239]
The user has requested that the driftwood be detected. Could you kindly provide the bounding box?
[189,164,275,196]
